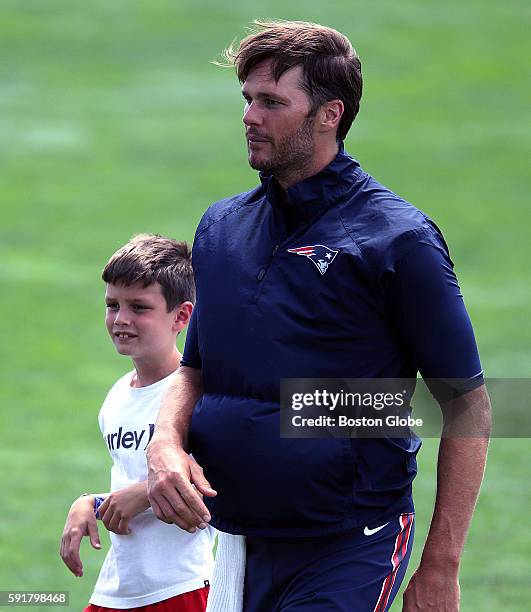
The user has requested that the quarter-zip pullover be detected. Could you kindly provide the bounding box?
[183,143,483,537]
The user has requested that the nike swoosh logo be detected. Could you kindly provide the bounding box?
[363,522,390,536]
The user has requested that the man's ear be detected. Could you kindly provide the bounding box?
[317,99,344,134]
[173,301,193,333]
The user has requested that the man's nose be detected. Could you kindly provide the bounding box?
[243,101,262,126]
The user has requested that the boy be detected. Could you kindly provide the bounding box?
[60,234,213,611]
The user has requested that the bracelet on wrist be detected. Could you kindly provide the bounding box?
[79,493,105,519]
[93,496,105,519]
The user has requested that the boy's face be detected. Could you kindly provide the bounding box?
[104,281,186,361]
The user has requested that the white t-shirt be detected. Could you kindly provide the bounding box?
[90,371,214,609]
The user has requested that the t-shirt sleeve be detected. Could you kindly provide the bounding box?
[98,406,105,434]
[387,240,484,402]
[181,307,202,370]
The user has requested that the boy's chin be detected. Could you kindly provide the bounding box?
[115,346,133,355]
[113,341,137,356]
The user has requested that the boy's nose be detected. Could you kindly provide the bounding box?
[114,311,131,326]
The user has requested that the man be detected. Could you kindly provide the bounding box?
[147,21,491,611]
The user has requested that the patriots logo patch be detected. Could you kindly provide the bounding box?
[287,244,339,275]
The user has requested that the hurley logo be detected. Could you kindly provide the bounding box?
[106,423,155,451]
[287,244,339,275]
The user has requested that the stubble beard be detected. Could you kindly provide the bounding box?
[248,116,315,184]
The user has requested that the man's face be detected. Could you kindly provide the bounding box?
[242,59,316,179]
[104,281,179,362]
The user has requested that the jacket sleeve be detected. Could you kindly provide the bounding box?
[386,241,484,402]
[181,307,202,370]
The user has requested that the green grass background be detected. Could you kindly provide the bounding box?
[0,0,529,609]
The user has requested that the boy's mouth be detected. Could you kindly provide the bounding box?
[114,332,137,340]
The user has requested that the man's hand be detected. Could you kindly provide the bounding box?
[99,482,150,535]
[60,496,101,577]
[403,565,460,611]
[147,441,217,532]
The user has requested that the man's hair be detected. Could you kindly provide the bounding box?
[222,20,363,141]
[102,234,195,310]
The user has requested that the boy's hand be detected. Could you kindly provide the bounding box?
[147,441,216,532]
[60,496,101,577]
[99,482,150,535]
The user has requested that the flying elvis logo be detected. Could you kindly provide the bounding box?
[287,244,339,275]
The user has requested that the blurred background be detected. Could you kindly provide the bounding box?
[0,0,529,609]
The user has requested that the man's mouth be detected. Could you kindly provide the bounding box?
[247,133,270,143]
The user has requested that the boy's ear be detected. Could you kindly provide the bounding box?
[173,301,193,333]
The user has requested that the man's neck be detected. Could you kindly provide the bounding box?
[275,140,339,190]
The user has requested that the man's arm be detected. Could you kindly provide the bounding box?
[146,365,216,532]
[403,384,491,611]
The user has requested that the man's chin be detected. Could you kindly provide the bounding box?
[248,154,273,173]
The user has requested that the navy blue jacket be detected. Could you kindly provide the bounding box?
[183,144,483,537]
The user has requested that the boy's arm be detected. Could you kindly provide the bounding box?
[60,479,155,576]
[98,481,150,535]
[60,494,104,577]
[147,365,217,532]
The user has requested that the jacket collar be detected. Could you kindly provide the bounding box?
[259,142,361,224]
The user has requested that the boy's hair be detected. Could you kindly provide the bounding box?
[221,20,363,141]
[102,234,195,310]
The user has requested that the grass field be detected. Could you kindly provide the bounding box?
[1,1,530,609]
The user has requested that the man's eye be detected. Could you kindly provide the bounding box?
[264,99,280,107]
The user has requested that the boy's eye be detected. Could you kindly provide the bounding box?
[106,303,118,310]
[133,304,149,311]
